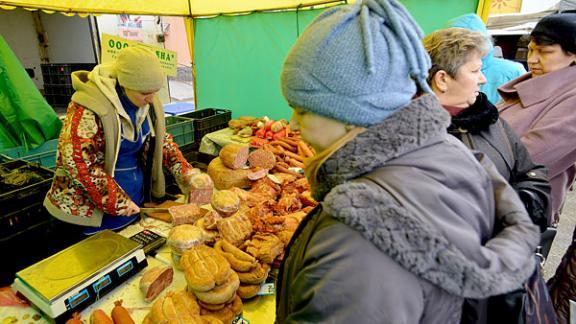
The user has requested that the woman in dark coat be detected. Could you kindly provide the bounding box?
[423,27,553,324]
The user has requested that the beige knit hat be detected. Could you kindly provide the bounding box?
[115,46,164,91]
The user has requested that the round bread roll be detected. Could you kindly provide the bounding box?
[237,283,261,300]
[237,263,270,285]
[181,245,232,292]
[168,224,205,254]
[193,271,240,305]
[147,290,200,323]
[211,190,240,217]
[200,295,243,324]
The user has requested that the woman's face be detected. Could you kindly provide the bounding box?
[434,51,486,108]
[290,108,347,152]
[123,88,159,108]
[527,41,576,76]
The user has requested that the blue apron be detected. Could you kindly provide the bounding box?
[84,86,150,235]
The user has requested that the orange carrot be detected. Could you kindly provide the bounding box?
[111,300,135,324]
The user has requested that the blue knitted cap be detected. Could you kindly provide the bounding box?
[281,0,432,127]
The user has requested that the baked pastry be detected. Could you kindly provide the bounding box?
[192,271,239,305]
[200,295,243,324]
[216,212,253,247]
[181,245,232,292]
[237,283,261,300]
[237,263,270,285]
[146,290,201,323]
[211,190,240,217]
[168,224,205,254]
[139,266,174,302]
[214,240,257,272]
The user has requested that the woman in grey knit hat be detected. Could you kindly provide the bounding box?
[274,0,540,323]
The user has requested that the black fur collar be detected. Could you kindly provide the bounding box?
[447,92,499,134]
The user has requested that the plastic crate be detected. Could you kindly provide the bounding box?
[41,63,96,86]
[0,159,54,241]
[164,102,195,116]
[45,94,71,108]
[44,84,75,96]
[180,108,232,144]
[165,116,195,147]
[0,139,58,169]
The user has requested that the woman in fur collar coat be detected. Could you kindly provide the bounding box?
[275,1,540,323]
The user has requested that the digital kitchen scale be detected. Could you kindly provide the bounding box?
[13,230,147,322]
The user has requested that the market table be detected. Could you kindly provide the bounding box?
[1,216,276,324]
[198,127,250,156]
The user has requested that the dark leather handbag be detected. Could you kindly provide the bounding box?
[537,227,558,262]
[487,259,557,324]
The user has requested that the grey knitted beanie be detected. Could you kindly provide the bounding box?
[281,0,432,127]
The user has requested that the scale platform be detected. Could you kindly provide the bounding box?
[13,230,147,322]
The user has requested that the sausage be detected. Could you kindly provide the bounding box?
[274,165,303,178]
[111,300,135,324]
[298,141,314,158]
[270,140,297,152]
[65,313,82,324]
[288,158,305,169]
[283,150,304,162]
[90,309,113,324]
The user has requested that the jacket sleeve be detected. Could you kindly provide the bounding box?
[284,214,425,324]
[501,120,552,231]
[517,97,576,179]
[160,133,199,193]
[60,104,131,215]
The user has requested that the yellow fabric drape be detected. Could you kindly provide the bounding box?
[476,0,493,23]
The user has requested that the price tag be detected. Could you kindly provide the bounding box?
[257,283,275,296]
[232,315,250,324]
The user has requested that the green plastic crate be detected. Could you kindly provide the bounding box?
[0,139,58,169]
[165,116,195,147]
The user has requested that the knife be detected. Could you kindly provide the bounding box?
[140,207,171,222]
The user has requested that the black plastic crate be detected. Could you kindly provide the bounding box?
[180,108,232,143]
[45,94,71,108]
[0,160,54,240]
[44,84,75,96]
[41,63,96,86]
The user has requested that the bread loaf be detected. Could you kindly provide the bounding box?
[219,144,249,169]
[199,294,243,324]
[146,290,201,324]
[208,158,252,190]
[237,284,261,300]
[216,212,253,247]
[192,271,240,305]
[181,245,232,292]
[139,266,174,302]
[211,190,240,217]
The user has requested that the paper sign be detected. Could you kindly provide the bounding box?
[100,33,177,77]
[257,283,275,296]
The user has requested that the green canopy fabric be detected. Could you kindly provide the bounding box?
[0,33,62,151]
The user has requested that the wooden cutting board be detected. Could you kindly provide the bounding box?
[141,200,184,222]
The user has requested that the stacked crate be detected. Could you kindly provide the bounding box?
[41,63,96,108]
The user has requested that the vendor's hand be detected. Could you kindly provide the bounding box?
[118,201,140,216]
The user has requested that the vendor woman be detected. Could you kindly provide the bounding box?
[44,47,199,235]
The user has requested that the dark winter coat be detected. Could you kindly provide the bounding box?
[275,94,540,324]
[448,92,551,231]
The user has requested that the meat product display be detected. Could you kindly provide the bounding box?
[229,187,270,207]
[181,245,232,292]
[216,212,253,247]
[144,200,184,223]
[246,167,268,181]
[111,300,135,324]
[250,177,281,200]
[90,309,113,324]
[202,210,222,230]
[219,144,249,170]
[208,158,252,190]
[274,192,302,215]
[188,173,214,205]
[299,190,317,207]
[247,149,276,170]
[169,204,208,226]
[139,266,174,302]
[245,234,284,264]
[210,190,240,217]
[192,271,240,305]
[168,224,206,254]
